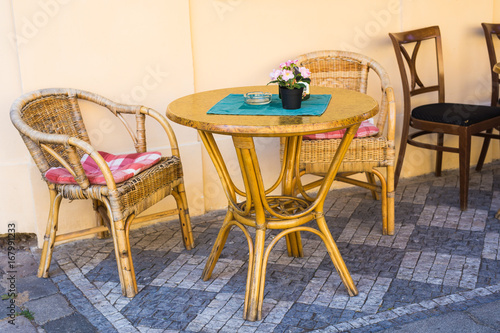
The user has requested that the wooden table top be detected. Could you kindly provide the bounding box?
[166,85,378,137]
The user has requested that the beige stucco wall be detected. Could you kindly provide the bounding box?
[189,0,500,208]
[0,0,34,234]
[1,0,202,246]
[1,0,499,246]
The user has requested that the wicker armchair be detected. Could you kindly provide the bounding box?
[288,50,396,235]
[10,88,194,297]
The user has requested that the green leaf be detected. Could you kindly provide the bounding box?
[17,309,35,321]
[1,294,16,300]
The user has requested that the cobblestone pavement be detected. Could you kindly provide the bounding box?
[2,163,500,332]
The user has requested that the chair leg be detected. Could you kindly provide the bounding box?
[112,217,137,297]
[386,165,395,235]
[124,214,137,293]
[172,183,194,250]
[394,121,411,189]
[435,133,444,177]
[92,200,110,239]
[38,188,62,278]
[459,131,472,211]
[476,128,493,171]
[103,198,137,297]
[371,170,388,235]
[365,172,380,200]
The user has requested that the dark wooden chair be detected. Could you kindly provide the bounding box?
[389,26,500,210]
[482,23,500,107]
[477,23,500,171]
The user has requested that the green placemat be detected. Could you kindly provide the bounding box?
[207,94,332,116]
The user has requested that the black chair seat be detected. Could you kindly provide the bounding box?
[412,103,500,126]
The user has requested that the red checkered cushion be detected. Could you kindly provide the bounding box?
[303,120,379,140]
[45,151,161,185]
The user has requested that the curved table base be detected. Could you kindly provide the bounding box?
[198,127,361,321]
[201,209,358,321]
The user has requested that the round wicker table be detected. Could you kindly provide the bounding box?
[167,85,378,321]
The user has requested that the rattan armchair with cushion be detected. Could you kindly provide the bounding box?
[10,88,194,297]
[288,50,396,235]
[389,26,500,211]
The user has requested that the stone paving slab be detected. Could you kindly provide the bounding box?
[466,299,500,329]
[377,308,498,333]
[16,275,58,301]
[24,294,73,325]
[42,312,97,333]
[1,162,500,332]
[0,315,37,332]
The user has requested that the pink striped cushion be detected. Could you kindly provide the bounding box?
[303,120,379,140]
[45,151,161,185]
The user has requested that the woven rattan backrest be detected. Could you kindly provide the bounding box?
[389,26,445,117]
[297,51,369,93]
[18,92,91,170]
[482,23,500,106]
[11,89,148,180]
[296,50,391,133]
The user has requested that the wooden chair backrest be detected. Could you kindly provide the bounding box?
[389,26,445,118]
[482,23,500,106]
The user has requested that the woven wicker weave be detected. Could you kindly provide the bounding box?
[288,51,396,234]
[10,88,194,297]
[301,136,394,173]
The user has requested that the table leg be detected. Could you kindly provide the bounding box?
[303,124,361,297]
[282,136,304,257]
[202,210,234,281]
[231,136,270,321]
[316,213,358,296]
[285,231,303,257]
[244,227,266,321]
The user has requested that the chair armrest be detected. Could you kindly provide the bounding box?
[139,107,180,158]
[385,86,396,142]
[367,60,395,139]
[74,90,180,157]
[15,124,117,190]
[68,138,118,190]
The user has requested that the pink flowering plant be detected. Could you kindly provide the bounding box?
[268,60,311,90]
